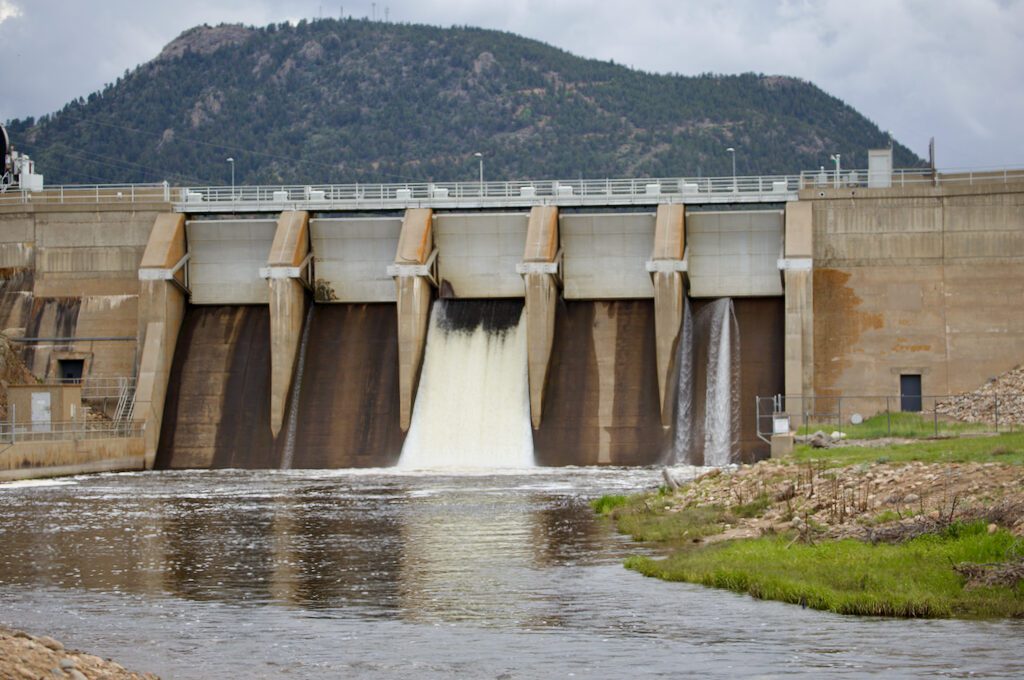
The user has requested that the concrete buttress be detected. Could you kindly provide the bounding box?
[266,211,310,438]
[394,208,434,431]
[134,213,187,468]
[522,205,559,429]
[650,204,685,426]
[783,201,813,418]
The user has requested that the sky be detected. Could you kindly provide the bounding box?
[0,0,1021,170]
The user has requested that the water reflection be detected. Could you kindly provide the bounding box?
[1,469,1022,679]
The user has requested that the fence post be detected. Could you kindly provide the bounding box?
[995,394,1000,433]
[933,398,938,437]
[837,397,842,433]
[886,396,891,436]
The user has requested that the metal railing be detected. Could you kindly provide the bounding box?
[797,165,1024,190]
[0,182,171,206]
[174,174,802,209]
[3,164,1021,210]
[0,419,144,443]
[757,393,1024,443]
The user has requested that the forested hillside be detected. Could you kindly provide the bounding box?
[5,19,922,185]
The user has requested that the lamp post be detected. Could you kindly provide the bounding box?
[474,152,484,193]
[226,157,235,200]
[829,153,841,188]
[726,147,736,192]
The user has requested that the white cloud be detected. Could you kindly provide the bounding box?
[0,0,22,23]
[0,0,1021,169]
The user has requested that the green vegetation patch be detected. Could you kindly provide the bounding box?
[793,432,1024,467]
[625,522,1024,618]
[595,491,728,544]
[801,412,997,440]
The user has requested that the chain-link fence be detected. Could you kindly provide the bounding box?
[756,394,1024,443]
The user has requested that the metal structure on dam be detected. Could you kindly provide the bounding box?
[1,158,1023,477]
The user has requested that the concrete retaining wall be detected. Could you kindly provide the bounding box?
[808,181,1024,398]
[0,437,145,481]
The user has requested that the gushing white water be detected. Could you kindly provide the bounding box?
[702,298,740,466]
[671,297,740,466]
[399,302,534,469]
[279,303,315,470]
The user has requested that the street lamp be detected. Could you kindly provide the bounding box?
[474,151,484,189]
[226,157,235,200]
[726,147,736,192]
[829,153,841,188]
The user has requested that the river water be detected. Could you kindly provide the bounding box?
[1,468,1020,678]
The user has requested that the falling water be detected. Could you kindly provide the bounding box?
[279,303,315,470]
[671,298,694,463]
[671,297,740,466]
[701,298,740,466]
[398,300,534,469]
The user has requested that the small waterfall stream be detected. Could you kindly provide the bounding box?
[398,300,534,469]
[671,297,740,466]
[279,303,315,470]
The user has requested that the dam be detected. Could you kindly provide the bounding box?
[1,162,1023,476]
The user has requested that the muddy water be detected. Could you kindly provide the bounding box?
[1,469,1021,679]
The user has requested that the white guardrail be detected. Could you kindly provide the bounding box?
[0,419,144,443]
[1,166,1022,208]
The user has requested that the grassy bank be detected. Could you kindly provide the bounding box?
[597,435,1024,618]
[625,522,1024,618]
[795,430,1024,466]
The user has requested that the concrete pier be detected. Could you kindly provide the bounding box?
[265,211,310,438]
[521,206,559,429]
[782,201,814,415]
[393,208,435,431]
[650,204,685,426]
[135,213,187,468]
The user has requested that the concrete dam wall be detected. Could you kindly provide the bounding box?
[3,172,1020,476]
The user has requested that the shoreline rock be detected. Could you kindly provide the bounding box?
[0,625,158,680]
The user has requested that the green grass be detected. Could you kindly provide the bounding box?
[591,494,628,514]
[792,431,1024,467]
[626,522,1024,618]
[800,411,999,439]
[596,491,728,544]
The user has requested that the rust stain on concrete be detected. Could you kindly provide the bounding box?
[813,268,883,392]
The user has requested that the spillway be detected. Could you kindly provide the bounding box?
[398,299,534,469]
[533,300,670,466]
[279,303,405,468]
[156,306,276,469]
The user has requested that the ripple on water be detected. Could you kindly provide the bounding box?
[1,468,1022,679]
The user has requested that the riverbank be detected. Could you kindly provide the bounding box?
[599,432,1024,618]
[0,625,158,679]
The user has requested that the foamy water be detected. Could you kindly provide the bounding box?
[399,302,534,469]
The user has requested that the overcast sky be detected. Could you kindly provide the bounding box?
[1,0,1021,169]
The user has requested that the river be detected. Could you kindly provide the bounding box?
[1,468,1020,678]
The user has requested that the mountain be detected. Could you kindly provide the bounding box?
[4,19,923,186]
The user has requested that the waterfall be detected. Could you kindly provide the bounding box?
[671,298,694,463]
[398,300,534,469]
[670,297,740,466]
[279,303,315,470]
[701,298,740,466]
